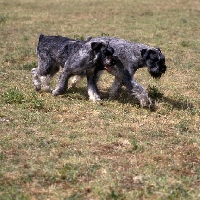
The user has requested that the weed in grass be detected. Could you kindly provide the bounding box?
[101,32,110,37]
[87,164,101,173]
[27,92,44,110]
[0,186,29,200]
[180,40,190,47]
[0,153,4,161]
[147,85,164,100]
[1,88,25,104]
[127,139,144,153]
[106,188,125,200]
[57,163,79,183]
[131,139,139,151]
[2,54,16,65]
[73,34,85,41]
[176,121,189,134]
[181,62,194,70]
[166,183,189,200]
[68,193,83,200]
[145,131,164,138]
[22,61,37,71]
[0,14,9,23]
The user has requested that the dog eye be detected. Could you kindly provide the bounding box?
[151,56,158,62]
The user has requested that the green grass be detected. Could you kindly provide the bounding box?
[0,0,200,199]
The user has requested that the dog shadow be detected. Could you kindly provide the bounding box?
[64,87,88,100]
[149,95,195,112]
[24,62,193,111]
[100,88,140,106]
[64,86,195,113]
[101,87,195,112]
[161,96,195,111]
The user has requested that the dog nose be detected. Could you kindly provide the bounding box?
[111,60,116,66]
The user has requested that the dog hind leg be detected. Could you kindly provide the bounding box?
[31,68,41,91]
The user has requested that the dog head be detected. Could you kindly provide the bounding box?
[141,47,166,79]
[91,42,115,71]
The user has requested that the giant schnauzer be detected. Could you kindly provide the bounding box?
[31,34,115,101]
[70,36,167,107]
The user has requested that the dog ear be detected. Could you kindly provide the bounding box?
[141,49,155,59]
[141,49,151,59]
[154,47,161,53]
[91,42,104,51]
[107,46,115,55]
[141,49,147,57]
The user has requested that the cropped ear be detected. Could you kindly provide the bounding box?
[107,46,115,55]
[154,47,161,53]
[141,48,154,59]
[91,42,104,51]
[141,49,147,57]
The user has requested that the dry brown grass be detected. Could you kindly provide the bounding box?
[0,0,200,199]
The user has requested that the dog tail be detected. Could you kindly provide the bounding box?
[36,34,45,54]
[38,34,45,42]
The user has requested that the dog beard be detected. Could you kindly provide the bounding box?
[148,67,164,79]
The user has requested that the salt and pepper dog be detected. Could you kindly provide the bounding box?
[31,34,115,101]
[70,36,167,107]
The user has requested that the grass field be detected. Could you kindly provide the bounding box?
[0,0,200,199]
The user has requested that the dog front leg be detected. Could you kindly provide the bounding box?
[52,70,69,96]
[121,70,152,107]
[124,78,152,107]
[87,73,101,102]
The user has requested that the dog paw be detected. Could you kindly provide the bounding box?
[34,85,41,91]
[89,94,101,102]
[88,89,101,102]
[43,86,53,93]
[31,68,37,74]
[139,96,152,108]
[52,88,65,96]
[89,96,102,102]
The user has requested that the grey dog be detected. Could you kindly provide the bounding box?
[70,36,167,107]
[31,34,115,101]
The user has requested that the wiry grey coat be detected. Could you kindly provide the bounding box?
[31,35,115,101]
[71,36,167,107]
